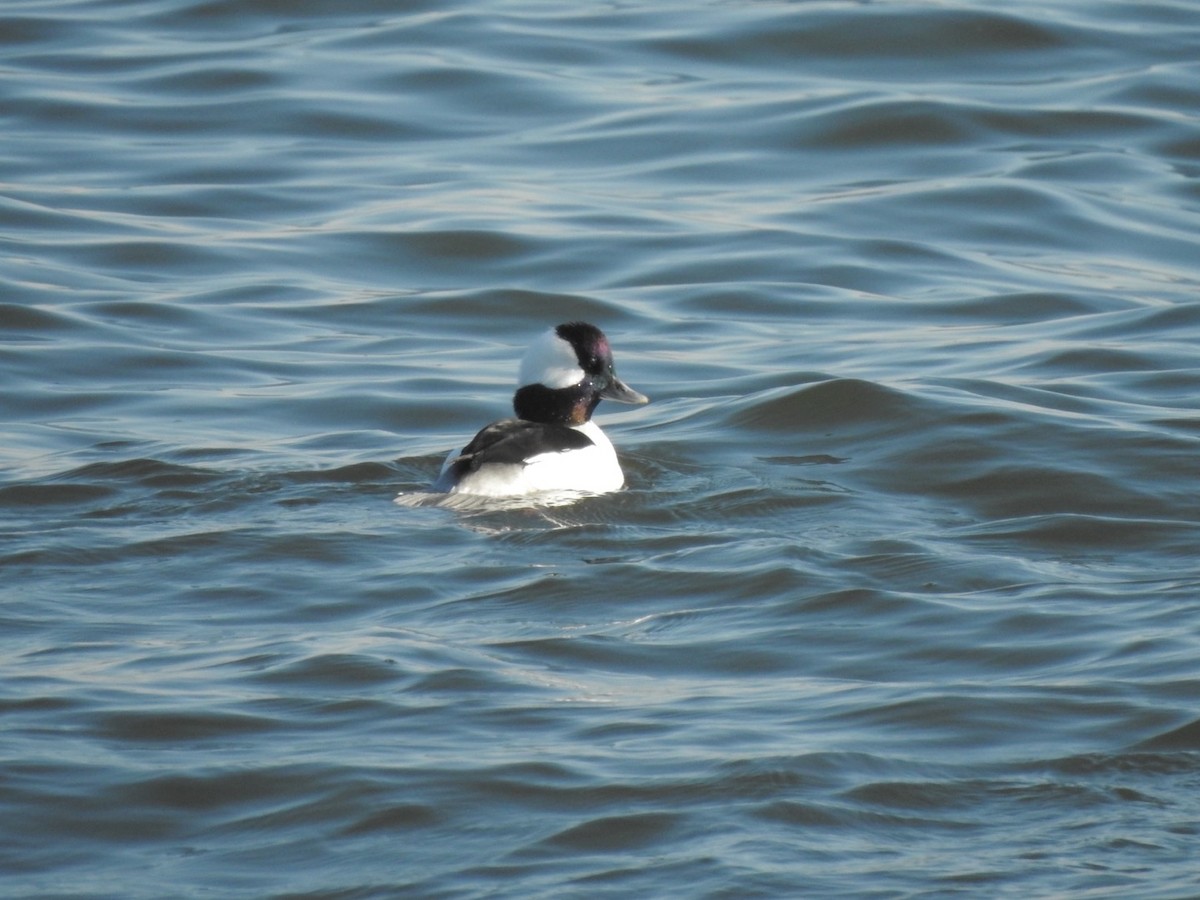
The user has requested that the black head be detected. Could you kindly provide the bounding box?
[513,322,648,425]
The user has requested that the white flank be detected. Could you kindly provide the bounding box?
[444,420,624,498]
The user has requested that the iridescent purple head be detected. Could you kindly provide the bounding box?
[514,322,647,424]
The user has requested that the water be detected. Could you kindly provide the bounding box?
[3,0,1199,896]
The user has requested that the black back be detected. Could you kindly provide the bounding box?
[444,418,595,483]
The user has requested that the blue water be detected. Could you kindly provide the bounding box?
[3,1,1200,896]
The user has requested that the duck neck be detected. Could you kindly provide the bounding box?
[513,384,598,426]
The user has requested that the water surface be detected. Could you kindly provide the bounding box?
[3,1,1200,896]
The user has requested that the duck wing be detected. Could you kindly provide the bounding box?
[442,418,594,483]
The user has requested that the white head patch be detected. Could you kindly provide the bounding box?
[518,328,585,389]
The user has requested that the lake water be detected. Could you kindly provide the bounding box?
[3,0,1200,896]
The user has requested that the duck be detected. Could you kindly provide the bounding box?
[432,322,648,498]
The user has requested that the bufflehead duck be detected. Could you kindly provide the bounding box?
[432,322,648,498]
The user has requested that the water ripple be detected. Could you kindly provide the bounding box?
[4,0,1200,896]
